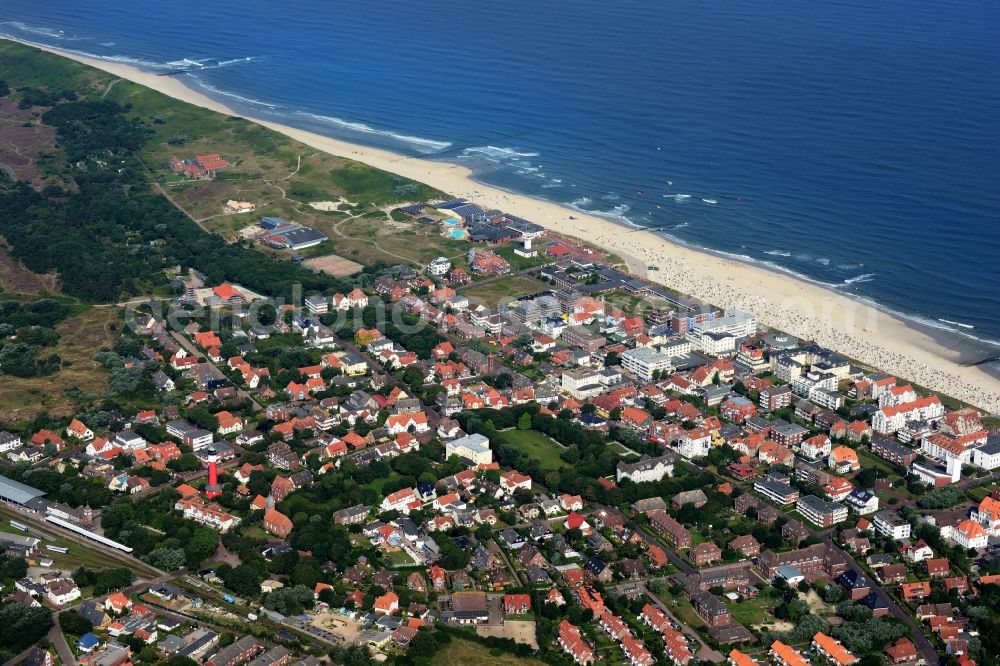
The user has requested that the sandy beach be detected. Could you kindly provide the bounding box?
[11,38,1000,413]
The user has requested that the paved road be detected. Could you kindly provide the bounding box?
[823,536,939,665]
[611,581,724,663]
[48,617,76,666]
[635,525,695,575]
[169,331,263,412]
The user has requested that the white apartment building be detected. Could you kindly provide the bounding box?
[561,367,606,399]
[616,453,677,483]
[791,371,838,398]
[446,433,493,465]
[621,346,675,382]
[690,308,758,339]
[427,256,452,276]
[873,510,911,541]
[872,396,944,433]
[688,330,737,356]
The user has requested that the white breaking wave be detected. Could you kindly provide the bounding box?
[664,194,692,201]
[816,257,831,266]
[842,273,876,285]
[212,56,255,68]
[188,77,284,109]
[462,146,540,160]
[570,197,592,207]
[298,112,451,152]
[939,319,975,330]
[0,34,181,70]
[764,249,792,257]
[1,21,67,40]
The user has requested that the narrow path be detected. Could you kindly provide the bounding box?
[329,212,422,267]
[281,153,302,180]
[137,157,211,234]
[100,77,122,100]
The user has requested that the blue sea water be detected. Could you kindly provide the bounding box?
[2,0,999,352]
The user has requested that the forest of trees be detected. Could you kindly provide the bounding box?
[0,93,346,303]
[0,298,78,378]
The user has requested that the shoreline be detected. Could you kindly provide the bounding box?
[8,37,1000,413]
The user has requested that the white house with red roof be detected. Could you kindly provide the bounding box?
[878,384,917,408]
[500,470,532,494]
[971,497,1000,535]
[942,519,989,550]
[677,426,712,459]
[66,418,94,442]
[347,288,369,308]
[105,592,132,614]
[374,591,399,615]
[565,511,592,535]
[800,434,832,461]
[560,494,584,511]
[380,487,421,513]
[85,437,114,457]
[558,620,596,665]
[385,411,430,435]
[872,395,945,433]
[215,411,243,435]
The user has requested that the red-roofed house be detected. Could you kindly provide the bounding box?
[503,594,531,615]
[375,591,399,615]
[66,419,94,441]
[263,508,293,538]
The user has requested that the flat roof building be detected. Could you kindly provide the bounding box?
[0,475,46,506]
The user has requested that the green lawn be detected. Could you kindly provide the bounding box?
[495,429,567,471]
[493,245,552,272]
[857,449,902,478]
[724,591,778,627]
[461,275,551,306]
[967,484,998,503]
[385,549,416,567]
[608,442,636,457]
[656,591,707,629]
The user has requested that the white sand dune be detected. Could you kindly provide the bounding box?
[12,38,999,412]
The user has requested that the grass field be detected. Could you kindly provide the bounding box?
[967,483,999,503]
[495,429,567,471]
[435,639,545,666]
[656,590,707,630]
[462,275,551,307]
[724,591,778,628]
[0,306,117,422]
[493,246,552,272]
[95,69,448,263]
[0,41,459,279]
[327,214,469,268]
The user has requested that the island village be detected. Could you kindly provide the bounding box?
[2,191,999,666]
